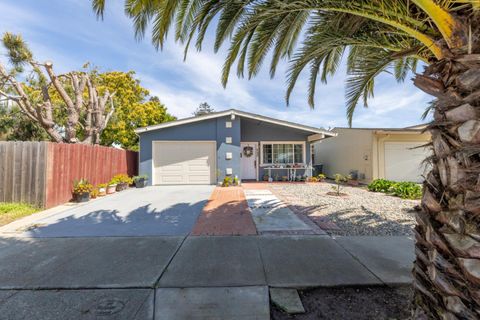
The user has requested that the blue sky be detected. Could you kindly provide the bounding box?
[0,0,432,128]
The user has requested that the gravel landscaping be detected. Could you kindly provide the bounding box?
[270,182,419,236]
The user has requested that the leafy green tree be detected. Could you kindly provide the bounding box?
[93,1,480,317]
[0,105,49,141]
[193,102,215,116]
[0,34,175,147]
[94,71,176,150]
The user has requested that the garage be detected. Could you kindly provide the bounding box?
[384,142,430,183]
[152,141,216,185]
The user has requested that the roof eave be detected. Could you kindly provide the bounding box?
[135,109,335,137]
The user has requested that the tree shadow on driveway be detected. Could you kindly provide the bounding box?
[23,201,208,237]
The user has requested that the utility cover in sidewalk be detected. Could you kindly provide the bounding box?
[270,288,305,314]
[155,286,269,320]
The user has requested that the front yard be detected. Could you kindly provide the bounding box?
[271,182,419,236]
[0,202,40,227]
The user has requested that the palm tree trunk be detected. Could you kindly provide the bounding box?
[413,54,480,319]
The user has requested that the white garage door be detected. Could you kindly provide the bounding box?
[152,141,216,185]
[384,142,430,183]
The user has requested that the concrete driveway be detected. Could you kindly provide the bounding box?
[5,186,214,237]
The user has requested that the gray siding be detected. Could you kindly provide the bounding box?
[138,115,314,185]
[216,117,241,182]
[138,117,241,185]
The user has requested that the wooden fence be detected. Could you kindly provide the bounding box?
[0,142,138,208]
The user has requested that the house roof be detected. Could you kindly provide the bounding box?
[135,109,336,136]
[334,124,428,132]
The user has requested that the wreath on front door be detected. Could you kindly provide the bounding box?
[243,146,254,158]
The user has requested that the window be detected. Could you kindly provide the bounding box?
[262,143,304,164]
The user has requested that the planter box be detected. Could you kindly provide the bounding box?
[73,192,90,203]
[134,178,147,188]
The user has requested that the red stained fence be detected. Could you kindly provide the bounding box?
[0,142,138,208]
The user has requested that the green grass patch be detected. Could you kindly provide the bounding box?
[0,202,40,226]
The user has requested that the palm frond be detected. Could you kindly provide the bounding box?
[92,0,106,18]
[345,48,394,125]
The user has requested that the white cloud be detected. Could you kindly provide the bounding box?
[0,0,433,129]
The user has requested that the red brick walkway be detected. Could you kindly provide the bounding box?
[191,187,257,236]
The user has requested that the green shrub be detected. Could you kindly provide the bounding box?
[390,182,422,200]
[368,179,395,193]
[222,176,232,187]
[110,174,133,185]
[73,179,94,194]
[368,179,422,199]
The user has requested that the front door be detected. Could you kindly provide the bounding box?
[241,142,257,180]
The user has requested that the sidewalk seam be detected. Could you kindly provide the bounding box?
[153,234,189,289]
[333,238,386,285]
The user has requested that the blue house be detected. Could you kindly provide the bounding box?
[135,109,335,185]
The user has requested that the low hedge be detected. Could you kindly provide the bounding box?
[368,179,422,200]
[367,179,395,193]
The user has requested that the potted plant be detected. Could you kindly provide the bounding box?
[263,174,269,181]
[73,179,93,203]
[107,181,117,194]
[111,174,133,191]
[97,183,107,196]
[317,173,326,182]
[133,175,148,188]
[90,188,99,199]
[222,176,232,187]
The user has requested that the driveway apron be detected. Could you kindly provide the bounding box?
[7,186,214,237]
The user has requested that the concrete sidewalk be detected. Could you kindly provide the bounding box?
[0,235,414,319]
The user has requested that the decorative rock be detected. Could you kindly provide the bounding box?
[458,120,480,143]
[271,183,418,236]
[270,288,305,314]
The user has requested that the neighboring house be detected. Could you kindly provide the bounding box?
[313,125,431,183]
[135,109,336,185]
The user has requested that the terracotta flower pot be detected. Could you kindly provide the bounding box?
[107,184,117,194]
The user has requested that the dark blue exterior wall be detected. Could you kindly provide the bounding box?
[138,116,241,185]
[216,117,241,182]
[241,118,312,179]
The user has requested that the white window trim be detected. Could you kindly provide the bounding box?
[259,141,306,167]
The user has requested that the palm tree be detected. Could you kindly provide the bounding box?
[92,0,480,317]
